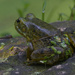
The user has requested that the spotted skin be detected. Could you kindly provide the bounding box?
[14,13,74,65]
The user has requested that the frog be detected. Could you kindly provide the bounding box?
[14,13,74,65]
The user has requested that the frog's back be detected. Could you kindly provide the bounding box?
[25,13,57,30]
[25,13,58,36]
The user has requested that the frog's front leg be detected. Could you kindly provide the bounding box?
[26,42,34,60]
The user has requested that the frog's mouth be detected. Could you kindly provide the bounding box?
[14,18,27,37]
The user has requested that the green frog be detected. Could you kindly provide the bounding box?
[14,13,73,65]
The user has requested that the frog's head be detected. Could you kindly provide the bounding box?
[15,17,28,37]
[15,13,36,38]
[15,16,49,42]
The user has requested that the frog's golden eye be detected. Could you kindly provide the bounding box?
[16,19,20,23]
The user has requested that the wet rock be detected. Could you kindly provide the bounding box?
[63,27,74,34]
[40,54,75,75]
[0,35,13,39]
[50,20,75,32]
[7,51,27,65]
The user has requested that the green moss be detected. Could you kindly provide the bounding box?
[51,54,55,57]
[54,36,61,42]
[9,46,14,50]
[63,34,68,37]
[44,54,55,61]
[51,46,57,53]
[68,49,72,56]
[40,60,47,63]
[60,42,67,48]
[65,49,72,59]
[65,40,70,45]
[73,32,75,34]
[51,40,56,45]
[57,51,61,54]
[0,45,4,50]
[0,42,5,50]
[47,46,50,48]
[50,46,62,55]
[44,56,49,59]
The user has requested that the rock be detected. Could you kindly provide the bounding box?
[63,27,74,34]
[0,62,14,75]
[1,54,75,75]
[40,54,75,75]
[0,35,13,39]
[7,51,27,65]
[50,20,75,32]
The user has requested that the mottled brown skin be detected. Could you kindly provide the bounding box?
[14,13,73,65]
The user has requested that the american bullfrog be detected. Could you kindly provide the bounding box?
[14,13,74,65]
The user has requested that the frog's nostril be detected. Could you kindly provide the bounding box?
[16,19,20,22]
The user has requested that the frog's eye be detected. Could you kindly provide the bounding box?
[25,13,35,20]
[16,19,20,23]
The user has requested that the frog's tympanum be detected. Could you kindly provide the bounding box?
[15,13,74,65]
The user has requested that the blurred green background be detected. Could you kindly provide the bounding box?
[0,0,74,37]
